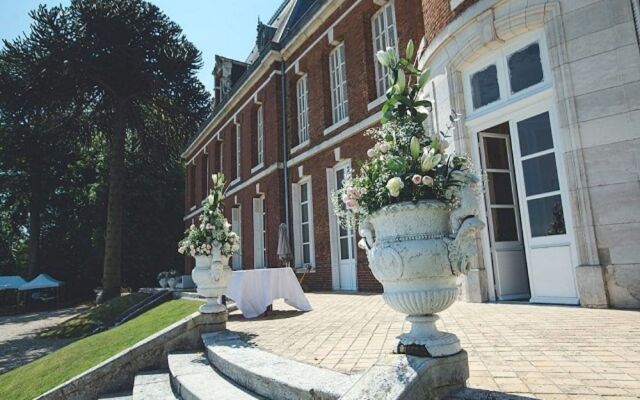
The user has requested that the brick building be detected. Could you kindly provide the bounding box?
[183,0,640,308]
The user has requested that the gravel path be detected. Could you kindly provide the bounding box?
[0,305,88,374]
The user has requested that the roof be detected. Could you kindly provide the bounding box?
[0,275,27,290]
[183,0,325,158]
[19,273,63,291]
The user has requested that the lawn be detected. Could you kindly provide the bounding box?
[0,299,202,400]
[37,292,151,339]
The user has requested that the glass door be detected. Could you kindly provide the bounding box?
[509,110,578,303]
[479,131,530,300]
[335,164,357,290]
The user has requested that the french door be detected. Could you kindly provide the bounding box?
[329,163,357,291]
[509,108,578,304]
[479,132,530,300]
[231,207,242,270]
[252,197,266,269]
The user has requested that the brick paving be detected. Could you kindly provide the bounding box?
[227,293,640,399]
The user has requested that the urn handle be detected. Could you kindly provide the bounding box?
[446,217,484,275]
[357,219,375,253]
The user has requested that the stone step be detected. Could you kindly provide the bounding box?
[98,392,133,400]
[202,331,360,400]
[133,371,178,400]
[167,352,261,400]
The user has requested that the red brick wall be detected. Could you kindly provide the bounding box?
[422,0,478,41]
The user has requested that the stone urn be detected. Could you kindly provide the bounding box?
[167,277,177,290]
[191,243,232,314]
[358,198,484,357]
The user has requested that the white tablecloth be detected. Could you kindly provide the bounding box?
[225,268,312,319]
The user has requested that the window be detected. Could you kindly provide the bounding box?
[256,106,264,166]
[329,43,348,124]
[465,36,547,113]
[201,154,208,200]
[235,124,241,181]
[231,207,242,270]
[296,76,310,144]
[293,179,314,267]
[470,65,500,109]
[372,2,397,96]
[252,197,266,268]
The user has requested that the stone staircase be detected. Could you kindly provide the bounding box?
[98,330,358,400]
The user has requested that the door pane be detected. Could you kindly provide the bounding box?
[484,137,510,169]
[492,208,519,242]
[508,42,543,93]
[303,244,310,264]
[517,112,554,156]
[302,223,310,242]
[340,238,350,260]
[522,153,559,196]
[527,195,566,237]
[487,172,514,204]
[471,64,500,109]
[301,203,309,222]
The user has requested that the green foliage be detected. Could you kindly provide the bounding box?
[377,38,433,124]
[0,0,211,295]
[0,299,201,400]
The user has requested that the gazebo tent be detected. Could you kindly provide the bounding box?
[0,275,27,306]
[0,275,27,290]
[18,273,63,307]
[18,273,62,291]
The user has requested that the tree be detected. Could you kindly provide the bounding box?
[61,0,210,301]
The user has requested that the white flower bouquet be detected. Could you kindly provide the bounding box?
[178,172,241,257]
[332,40,479,228]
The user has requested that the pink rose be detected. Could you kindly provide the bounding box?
[411,174,422,185]
[422,176,434,186]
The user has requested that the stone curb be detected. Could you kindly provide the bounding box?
[36,311,227,400]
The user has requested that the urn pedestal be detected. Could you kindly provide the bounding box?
[191,245,232,314]
[359,200,483,357]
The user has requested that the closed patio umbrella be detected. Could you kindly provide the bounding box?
[277,223,293,268]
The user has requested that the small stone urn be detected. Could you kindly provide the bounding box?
[191,243,232,314]
[359,196,484,357]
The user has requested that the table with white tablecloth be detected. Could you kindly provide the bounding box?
[224,267,312,319]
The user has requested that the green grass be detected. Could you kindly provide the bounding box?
[38,292,151,339]
[0,299,202,400]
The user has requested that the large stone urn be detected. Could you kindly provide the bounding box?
[358,198,484,357]
[191,243,232,314]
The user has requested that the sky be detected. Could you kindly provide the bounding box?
[0,0,283,94]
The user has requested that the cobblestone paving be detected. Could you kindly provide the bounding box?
[227,293,640,400]
[0,305,87,373]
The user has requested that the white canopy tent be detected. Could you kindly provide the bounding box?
[0,275,27,290]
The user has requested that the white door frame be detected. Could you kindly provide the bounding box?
[326,159,358,291]
[467,89,579,304]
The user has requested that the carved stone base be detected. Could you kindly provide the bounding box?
[200,297,227,314]
[394,315,462,357]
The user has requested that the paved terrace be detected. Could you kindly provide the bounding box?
[227,293,640,400]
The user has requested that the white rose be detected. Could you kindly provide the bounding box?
[386,177,404,197]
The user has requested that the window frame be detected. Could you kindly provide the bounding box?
[256,106,264,167]
[371,1,398,97]
[463,32,551,120]
[233,124,241,183]
[296,75,310,146]
[201,154,208,201]
[329,43,349,125]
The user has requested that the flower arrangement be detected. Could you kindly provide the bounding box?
[332,40,479,228]
[178,172,240,257]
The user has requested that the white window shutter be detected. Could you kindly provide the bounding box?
[291,183,302,267]
[253,198,264,269]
